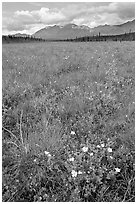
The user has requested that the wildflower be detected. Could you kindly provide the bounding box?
[78,170,82,174]
[71,170,77,177]
[82,146,88,152]
[90,152,93,156]
[36,144,40,147]
[97,145,100,148]
[39,197,42,201]
[109,156,113,159]
[64,56,69,60]
[69,157,74,162]
[44,151,50,155]
[44,151,51,157]
[34,159,37,162]
[101,143,105,148]
[115,168,121,173]
[71,131,75,135]
[107,147,112,152]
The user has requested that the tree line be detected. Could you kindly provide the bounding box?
[2,35,45,43]
[2,32,135,43]
[60,32,135,42]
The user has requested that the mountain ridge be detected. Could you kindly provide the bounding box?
[6,19,135,40]
[33,19,135,40]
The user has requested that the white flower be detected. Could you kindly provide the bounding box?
[90,152,93,156]
[82,146,88,152]
[69,157,74,162]
[78,170,82,175]
[44,151,51,157]
[107,147,112,152]
[71,131,75,135]
[36,144,40,147]
[44,151,50,155]
[71,170,77,177]
[115,168,121,173]
[34,159,37,162]
[64,56,69,60]
[97,145,100,148]
[101,143,105,148]
[109,156,113,159]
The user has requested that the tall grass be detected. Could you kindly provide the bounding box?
[2,41,135,201]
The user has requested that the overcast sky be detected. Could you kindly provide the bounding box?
[2,2,135,35]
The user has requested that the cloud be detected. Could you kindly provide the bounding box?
[14,7,66,24]
[68,2,135,28]
[3,6,67,34]
[2,2,135,34]
[112,2,135,20]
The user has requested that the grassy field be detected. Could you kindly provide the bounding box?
[2,41,135,202]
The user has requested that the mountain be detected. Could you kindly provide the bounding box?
[12,33,31,37]
[33,23,92,40]
[33,19,135,40]
[91,19,135,36]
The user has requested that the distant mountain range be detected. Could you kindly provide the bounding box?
[33,19,135,40]
[9,19,135,40]
[12,33,31,38]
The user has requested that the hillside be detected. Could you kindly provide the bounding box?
[92,20,135,36]
[33,24,92,40]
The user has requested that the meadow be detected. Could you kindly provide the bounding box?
[2,41,135,202]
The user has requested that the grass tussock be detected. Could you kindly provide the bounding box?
[2,42,135,202]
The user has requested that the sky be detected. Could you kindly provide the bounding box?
[2,2,135,35]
